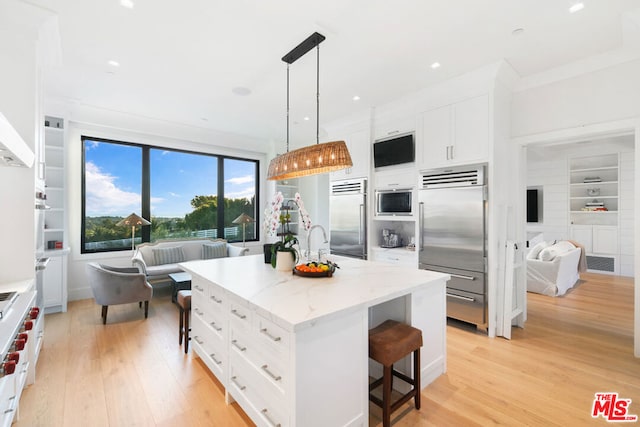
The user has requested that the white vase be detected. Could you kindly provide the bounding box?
[275,250,295,271]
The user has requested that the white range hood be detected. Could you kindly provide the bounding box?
[0,112,35,168]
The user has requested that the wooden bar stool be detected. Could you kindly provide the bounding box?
[369,319,423,427]
[177,290,192,353]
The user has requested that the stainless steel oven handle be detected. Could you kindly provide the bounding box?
[447,293,475,302]
[418,202,424,250]
[358,204,364,244]
[449,273,476,281]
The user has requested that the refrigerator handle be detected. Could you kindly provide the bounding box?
[418,201,424,251]
[358,204,364,245]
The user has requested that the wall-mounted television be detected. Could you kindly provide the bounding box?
[373,133,414,168]
[527,188,540,223]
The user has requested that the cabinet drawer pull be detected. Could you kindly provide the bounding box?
[446,293,475,302]
[194,308,204,316]
[231,309,247,319]
[231,376,246,391]
[210,321,222,332]
[210,295,222,304]
[260,328,281,342]
[261,408,281,427]
[210,353,222,365]
[3,409,13,414]
[194,336,204,344]
[261,364,282,382]
[450,273,476,281]
[231,339,247,352]
[194,285,204,292]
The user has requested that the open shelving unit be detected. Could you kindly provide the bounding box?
[568,153,619,274]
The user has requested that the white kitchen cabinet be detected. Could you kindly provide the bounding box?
[330,128,370,180]
[374,168,416,190]
[42,251,68,313]
[570,225,619,274]
[373,114,416,141]
[419,94,489,169]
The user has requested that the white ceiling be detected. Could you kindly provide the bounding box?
[30,0,640,148]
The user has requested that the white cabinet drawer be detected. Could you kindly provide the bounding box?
[229,353,289,427]
[192,279,208,299]
[230,324,288,397]
[254,314,290,358]
[192,317,226,381]
[371,247,417,267]
[228,296,252,331]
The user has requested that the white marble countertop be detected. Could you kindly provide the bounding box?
[180,254,449,331]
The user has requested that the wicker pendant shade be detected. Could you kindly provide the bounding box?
[267,140,352,181]
[267,32,352,181]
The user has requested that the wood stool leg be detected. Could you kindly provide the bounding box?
[101,306,108,325]
[144,301,149,318]
[184,308,190,354]
[382,364,392,427]
[414,348,421,409]
[179,306,184,345]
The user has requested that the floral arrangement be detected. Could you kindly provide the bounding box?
[294,192,312,232]
[263,191,284,237]
[263,191,312,236]
[263,191,312,269]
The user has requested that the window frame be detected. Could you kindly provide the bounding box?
[81,135,260,254]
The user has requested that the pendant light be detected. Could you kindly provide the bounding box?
[267,32,352,181]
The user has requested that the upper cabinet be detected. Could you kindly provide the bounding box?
[373,114,416,141]
[330,128,370,180]
[419,94,489,170]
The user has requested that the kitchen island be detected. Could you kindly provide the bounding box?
[180,254,448,427]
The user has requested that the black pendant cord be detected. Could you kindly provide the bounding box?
[286,63,290,153]
[316,44,320,145]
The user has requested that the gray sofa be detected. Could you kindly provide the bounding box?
[132,238,248,284]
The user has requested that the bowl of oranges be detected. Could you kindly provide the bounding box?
[293,261,336,278]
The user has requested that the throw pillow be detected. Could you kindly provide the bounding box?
[538,241,575,262]
[202,242,227,259]
[527,241,549,260]
[152,246,185,265]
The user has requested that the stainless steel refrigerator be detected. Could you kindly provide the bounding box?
[418,165,487,328]
[330,178,367,259]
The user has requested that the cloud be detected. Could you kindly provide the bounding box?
[225,186,255,200]
[169,192,180,197]
[85,140,100,150]
[225,174,254,185]
[85,162,141,215]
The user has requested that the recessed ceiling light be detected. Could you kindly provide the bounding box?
[352,95,360,101]
[303,117,310,121]
[569,2,584,13]
[512,28,525,36]
[431,62,441,69]
[120,0,134,9]
[108,60,120,67]
[232,86,251,96]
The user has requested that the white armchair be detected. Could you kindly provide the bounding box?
[86,263,153,324]
[526,241,582,296]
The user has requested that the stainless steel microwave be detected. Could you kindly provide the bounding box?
[375,189,413,216]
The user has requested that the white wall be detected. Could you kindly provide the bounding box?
[512,58,640,356]
[0,5,42,283]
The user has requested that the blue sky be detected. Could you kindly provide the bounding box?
[84,140,256,217]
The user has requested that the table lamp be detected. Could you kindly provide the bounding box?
[232,213,255,247]
[116,212,151,251]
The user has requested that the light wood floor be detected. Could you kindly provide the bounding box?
[16,273,638,427]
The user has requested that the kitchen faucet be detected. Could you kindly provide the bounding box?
[306,224,328,261]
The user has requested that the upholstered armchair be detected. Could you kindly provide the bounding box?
[86,263,153,324]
